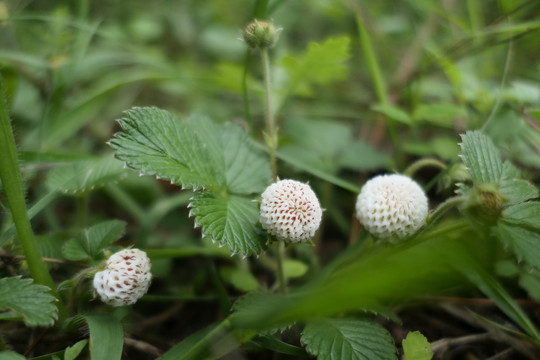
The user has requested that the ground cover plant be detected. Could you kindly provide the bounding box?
[1,0,540,359]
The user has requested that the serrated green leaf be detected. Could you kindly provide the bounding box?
[499,179,539,205]
[84,314,123,360]
[402,331,433,360]
[280,36,350,97]
[62,220,126,261]
[109,107,271,194]
[45,155,125,195]
[189,192,265,255]
[503,202,540,231]
[496,222,540,271]
[301,318,397,360]
[64,339,88,360]
[460,131,503,184]
[111,108,219,190]
[0,277,57,327]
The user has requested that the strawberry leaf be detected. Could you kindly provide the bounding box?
[301,318,397,360]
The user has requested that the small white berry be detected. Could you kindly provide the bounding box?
[259,179,322,243]
[355,174,428,239]
[93,248,152,306]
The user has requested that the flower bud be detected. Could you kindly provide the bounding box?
[243,20,280,49]
[467,184,504,225]
[355,174,428,239]
[259,179,322,243]
[93,248,152,306]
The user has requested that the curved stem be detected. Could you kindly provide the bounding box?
[427,195,468,226]
[261,48,278,182]
[404,157,447,178]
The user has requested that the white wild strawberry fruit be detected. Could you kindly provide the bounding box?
[93,248,152,306]
[259,179,322,243]
[355,174,428,239]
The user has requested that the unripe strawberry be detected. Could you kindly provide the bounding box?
[355,174,428,239]
[93,248,152,306]
[259,179,322,243]
[467,184,504,225]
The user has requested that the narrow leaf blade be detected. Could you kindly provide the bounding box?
[452,248,540,340]
[84,314,123,360]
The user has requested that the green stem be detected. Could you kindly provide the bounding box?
[274,238,287,293]
[404,157,447,178]
[0,76,66,318]
[261,48,278,182]
[427,195,468,226]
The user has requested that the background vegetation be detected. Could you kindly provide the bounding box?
[1,0,540,359]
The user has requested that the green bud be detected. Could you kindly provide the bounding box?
[243,20,280,49]
[467,184,504,225]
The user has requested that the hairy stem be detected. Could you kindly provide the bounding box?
[404,157,447,178]
[427,195,468,226]
[0,76,66,318]
[274,238,287,293]
[261,48,278,182]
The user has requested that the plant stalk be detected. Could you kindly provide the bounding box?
[261,48,278,182]
[404,157,447,178]
[0,76,66,318]
[274,238,287,293]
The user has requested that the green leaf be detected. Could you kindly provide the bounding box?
[62,220,126,261]
[496,221,540,271]
[280,36,350,97]
[45,155,125,195]
[503,202,540,231]
[301,318,397,360]
[220,267,259,292]
[460,131,503,184]
[84,314,123,360]
[283,259,308,279]
[499,179,539,205]
[371,103,412,125]
[64,339,88,360]
[0,277,57,327]
[0,351,26,360]
[189,192,265,256]
[451,248,540,341]
[110,107,271,193]
[110,108,220,190]
[251,335,308,357]
[280,117,388,174]
[402,331,433,360]
[412,103,466,127]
